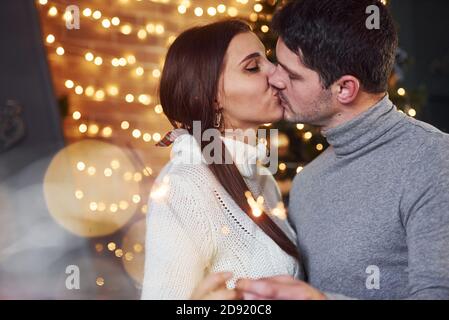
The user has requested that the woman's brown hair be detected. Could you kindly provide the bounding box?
[159,19,299,260]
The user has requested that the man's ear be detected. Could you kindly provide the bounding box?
[334,75,360,104]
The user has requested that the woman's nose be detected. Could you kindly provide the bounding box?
[268,64,287,90]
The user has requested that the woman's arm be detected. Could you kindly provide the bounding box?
[141,174,216,300]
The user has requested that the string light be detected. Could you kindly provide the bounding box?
[227,7,238,17]
[261,25,269,33]
[48,6,58,16]
[65,80,74,89]
[92,10,102,20]
[82,8,92,17]
[121,24,132,35]
[217,4,226,13]
[72,111,81,120]
[46,34,55,44]
[78,124,88,133]
[296,123,305,130]
[397,88,406,96]
[296,166,304,174]
[85,52,94,61]
[102,19,111,28]
[38,0,48,5]
[121,121,130,130]
[303,131,313,140]
[254,3,263,13]
[111,17,120,26]
[194,7,203,17]
[178,5,187,14]
[56,46,65,55]
[75,85,84,95]
[207,7,217,16]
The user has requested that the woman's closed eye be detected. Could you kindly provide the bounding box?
[245,61,260,73]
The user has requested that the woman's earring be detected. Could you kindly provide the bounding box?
[214,110,222,129]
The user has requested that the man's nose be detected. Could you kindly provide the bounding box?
[268,65,286,90]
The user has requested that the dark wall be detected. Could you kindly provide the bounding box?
[0,0,64,182]
[390,0,449,132]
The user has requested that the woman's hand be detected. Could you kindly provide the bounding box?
[190,272,242,300]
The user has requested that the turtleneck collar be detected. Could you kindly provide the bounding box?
[322,95,406,156]
[171,133,268,178]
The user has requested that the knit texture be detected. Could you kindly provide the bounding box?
[289,95,449,299]
[141,134,301,300]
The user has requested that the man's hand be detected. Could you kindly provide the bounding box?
[236,275,327,300]
[190,272,242,300]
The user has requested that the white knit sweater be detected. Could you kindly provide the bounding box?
[141,134,301,300]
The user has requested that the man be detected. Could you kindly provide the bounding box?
[237,0,449,299]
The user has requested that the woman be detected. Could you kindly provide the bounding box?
[141,20,302,300]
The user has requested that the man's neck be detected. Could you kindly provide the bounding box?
[321,92,387,132]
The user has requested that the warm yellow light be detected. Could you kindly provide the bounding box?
[111,17,120,26]
[138,94,151,105]
[261,25,269,33]
[48,6,58,16]
[85,52,94,61]
[110,160,120,170]
[194,7,203,16]
[146,23,155,33]
[39,0,48,5]
[135,67,144,76]
[126,55,136,64]
[87,166,96,175]
[227,7,238,17]
[249,12,258,22]
[107,242,116,251]
[304,131,313,140]
[125,94,134,103]
[92,10,102,20]
[107,85,118,96]
[207,7,217,16]
[217,4,226,13]
[82,8,92,17]
[279,163,287,171]
[155,24,165,35]
[104,168,113,177]
[132,194,141,204]
[133,172,142,182]
[65,80,74,89]
[152,133,161,142]
[76,161,86,171]
[88,124,99,135]
[74,190,84,200]
[95,90,105,100]
[78,124,88,133]
[118,58,127,66]
[132,129,141,139]
[121,24,132,35]
[296,123,305,130]
[254,3,263,13]
[143,133,152,142]
[102,19,111,28]
[72,111,81,120]
[93,56,103,65]
[296,166,304,174]
[121,121,130,130]
[178,5,187,14]
[152,69,161,78]
[408,108,416,117]
[137,29,147,39]
[397,88,406,96]
[102,126,113,138]
[111,58,120,67]
[46,34,55,44]
[154,104,163,114]
[89,202,98,211]
[85,86,95,97]
[75,85,84,95]
[56,46,65,55]
[316,143,324,151]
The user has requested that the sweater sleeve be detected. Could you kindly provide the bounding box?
[399,137,449,299]
[141,174,216,300]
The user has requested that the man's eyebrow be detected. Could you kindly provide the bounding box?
[239,52,261,65]
[277,60,302,78]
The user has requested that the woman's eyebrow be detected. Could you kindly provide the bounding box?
[239,52,261,65]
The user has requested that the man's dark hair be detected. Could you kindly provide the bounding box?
[272,0,398,93]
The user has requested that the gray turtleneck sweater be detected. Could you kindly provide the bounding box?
[289,95,449,299]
